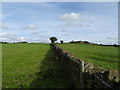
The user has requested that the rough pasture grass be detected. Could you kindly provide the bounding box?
[2,43,72,88]
[2,43,50,88]
[57,43,119,71]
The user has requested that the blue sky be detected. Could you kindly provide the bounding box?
[1,2,118,44]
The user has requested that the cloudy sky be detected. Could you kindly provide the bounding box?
[1,2,118,44]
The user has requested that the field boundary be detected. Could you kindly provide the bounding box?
[51,44,119,88]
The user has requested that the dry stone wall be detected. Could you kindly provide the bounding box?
[51,44,120,89]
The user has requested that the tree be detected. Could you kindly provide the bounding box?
[49,37,57,44]
[113,44,117,47]
[60,40,64,44]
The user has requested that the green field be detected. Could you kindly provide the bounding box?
[2,43,72,88]
[58,43,119,71]
[2,43,119,88]
[2,43,49,88]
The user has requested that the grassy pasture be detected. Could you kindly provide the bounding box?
[2,43,119,88]
[57,43,119,71]
[2,43,72,88]
[2,43,50,88]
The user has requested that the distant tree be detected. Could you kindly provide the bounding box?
[113,44,117,47]
[22,41,28,43]
[2,42,9,44]
[18,41,28,43]
[49,37,57,44]
[60,40,64,44]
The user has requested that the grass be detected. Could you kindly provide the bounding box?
[2,43,50,88]
[2,43,119,88]
[57,43,119,71]
[2,43,72,88]
[30,46,72,88]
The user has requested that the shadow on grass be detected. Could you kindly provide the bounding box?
[29,46,72,88]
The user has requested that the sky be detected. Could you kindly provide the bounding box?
[0,2,118,44]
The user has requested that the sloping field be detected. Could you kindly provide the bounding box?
[57,43,119,71]
[2,43,119,88]
[2,43,50,88]
[2,43,72,88]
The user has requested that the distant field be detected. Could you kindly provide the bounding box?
[2,43,50,88]
[57,43,119,71]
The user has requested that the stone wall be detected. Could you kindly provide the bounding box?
[52,44,120,89]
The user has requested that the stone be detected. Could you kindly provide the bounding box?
[84,62,94,72]
[108,70,119,81]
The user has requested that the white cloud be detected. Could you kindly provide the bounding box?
[37,35,49,38]
[60,29,66,32]
[0,22,16,30]
[61,33,68,37]
[1,32,26,42]
[58,22,90,27]
[30,31,43,36]
[20,37,25,41]
[27,37,49,43]
[0,23,8,30]
[59,12,89,21]
[107,36,118,40]
[93,34,118,45]
[0,13,2,20]
[0,32,50,43]
[23,24,39,30]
